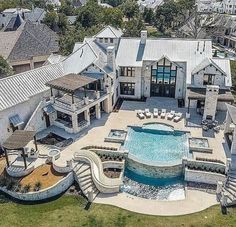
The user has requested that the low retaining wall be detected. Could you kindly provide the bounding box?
[185,168,226,185]
[53,162,72,174]
[0,172,74,201]
[126,157,183,178]
[6,166,34,178]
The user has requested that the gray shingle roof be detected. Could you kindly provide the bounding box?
[0,20,59,62]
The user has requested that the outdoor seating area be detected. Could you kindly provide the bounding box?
[136,108,183,122]
[201,119,220,132]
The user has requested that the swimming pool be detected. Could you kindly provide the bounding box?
[123,124,189,166]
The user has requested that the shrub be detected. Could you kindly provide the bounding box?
[0,176,8,187]
[21,184,31,193]
[14,182,22,192]
[33,181,42,192]
[6,179,16,191]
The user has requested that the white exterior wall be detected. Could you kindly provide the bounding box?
[0,90,51,145]
[119,67,142,99]
[192,65,226,88]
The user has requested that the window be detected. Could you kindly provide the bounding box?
[120,67,135,77]
[203,74,214,85]
[104,38,108,43]
[99,38,103,43]
[120,83,135,95]
[110,38,113,43]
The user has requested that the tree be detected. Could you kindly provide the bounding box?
[101,8,124,28]
[59,0,75,16]
[143,8,154,24]
[103,0,124,7]
[0,56,13,78]
[123,15,145,37]
[121,0,139,20]
[76,1,102,28]
[43,11,58,31]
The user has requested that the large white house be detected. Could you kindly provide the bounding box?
[0,26,233,146]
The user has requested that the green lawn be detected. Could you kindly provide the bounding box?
[0,194,235,227]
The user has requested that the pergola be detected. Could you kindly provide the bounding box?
[46,74,100,104]
[187,87,234,113]
[2,130,37,169]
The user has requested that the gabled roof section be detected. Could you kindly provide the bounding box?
[4,14,24,31]
[63,41,98,75]
[192,57,227,76]
[0,63,64,111]
[95,25,123,38]
[226,104,236,125]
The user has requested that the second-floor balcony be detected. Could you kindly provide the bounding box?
[54,89,107,112]
[46,73,109,113]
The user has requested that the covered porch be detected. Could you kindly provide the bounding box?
[2,130,39,177]
[46,73,111,134]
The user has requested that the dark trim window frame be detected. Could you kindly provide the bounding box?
[203,74,215,85]
[120,82,135,95]
[120,67,135,77]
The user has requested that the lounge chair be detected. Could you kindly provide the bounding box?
[167,110,175,120]
[173,112,182,122]
[160,109,166,118]
[153,108,158,118]
[137,110,145,119]
[144,109,152,118]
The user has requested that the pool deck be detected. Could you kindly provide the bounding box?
[94,190,218,216]
[56,97,229,166]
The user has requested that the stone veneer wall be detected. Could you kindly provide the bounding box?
[0,172,74,201]
[126,157,184,178]
[185,168,226,185]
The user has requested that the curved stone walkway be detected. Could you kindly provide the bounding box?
[94,190,218,216]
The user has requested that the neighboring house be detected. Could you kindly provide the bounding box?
[0,20,59,74]
[197,0,236,15]
[67,16,77,25]
[0,7,46,30]
[138,0,164,11]
[0,25,233,145]
[178,13,236,52]
[46,0,61,7]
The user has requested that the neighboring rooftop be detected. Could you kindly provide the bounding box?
[95,25,123,38]
[0,20,59,62]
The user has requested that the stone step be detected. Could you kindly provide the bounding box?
[229,176,236,182]
[80,179,92,188]
[76,165,90,175]
[228,180,236,188]
[79,175,92,183]
[81,182,93,191]
[227,183,236,193]
[224,187,236,197]
[73,163,84,172]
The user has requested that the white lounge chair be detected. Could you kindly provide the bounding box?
[167,110,175,120]
[173,112,182,122]
[137,110,145,119]
[144,109,152,118]
[153,108,158,118]
[160,109,166,118]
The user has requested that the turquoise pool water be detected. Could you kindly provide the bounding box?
[123,124,188,165]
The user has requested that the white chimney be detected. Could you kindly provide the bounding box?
[140,30,147,44]
[107,46,115,70]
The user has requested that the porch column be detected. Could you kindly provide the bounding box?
[72,113,79,133]
[224,111,232,134]
[95,103,101,119]
[187,98,190,113]
[85,109,90,125]
[231,128,236,156]
[3,148,10,167]
[21,148,27,169]
[34,136,38,151]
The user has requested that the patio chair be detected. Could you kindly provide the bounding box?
[137,110,145,119]
[173,112,182,122]
[144,109,152,118]
[153,108,158,118]
[167,110,175,120]
[213,125,220,133]
[160,109,166,118]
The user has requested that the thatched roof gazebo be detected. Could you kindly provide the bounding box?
[2,130,37,169]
